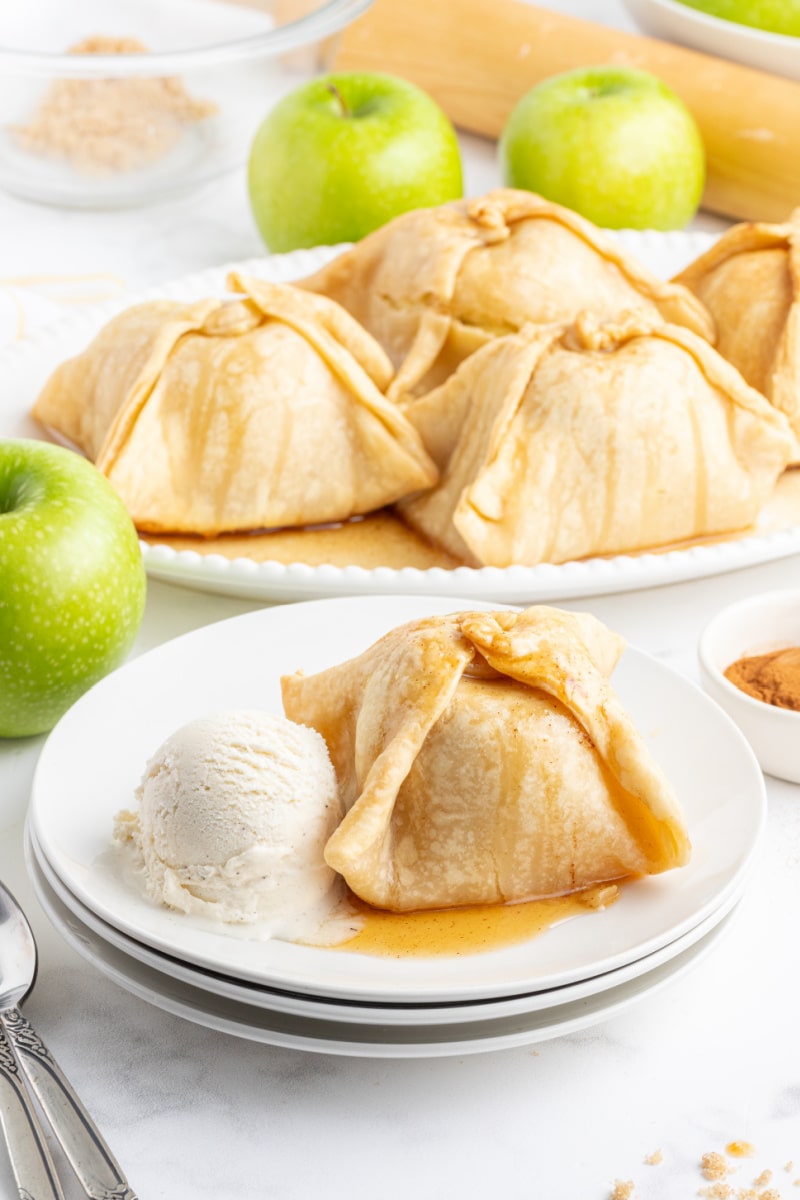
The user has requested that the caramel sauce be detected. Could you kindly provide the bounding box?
[726,1141,755,1158]
[140,509,458,569]
[633,468,800,556]
[334,885,620,958]
[139,469,800,570]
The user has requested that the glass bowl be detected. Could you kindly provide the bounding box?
[623,0,800,81]
[0,0,373,208]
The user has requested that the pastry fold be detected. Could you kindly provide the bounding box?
[397,312,793,567]
[674,211,800,459]
[281,606,690,912]
[32,275,437,535]
[300,188,715,401]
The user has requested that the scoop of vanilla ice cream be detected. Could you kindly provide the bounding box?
[115,710,344,934]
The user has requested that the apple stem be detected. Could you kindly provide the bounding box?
[326,83,351,119]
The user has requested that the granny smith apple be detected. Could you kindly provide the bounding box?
[0,441,146,738]
[499,66,705,230]
[674,0,800,36]
[248,72,463,251]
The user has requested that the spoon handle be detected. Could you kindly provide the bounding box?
[2,1008,136,1200]
[0,1020,65,1200]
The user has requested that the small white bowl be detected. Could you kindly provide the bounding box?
[698,590,800,784]
[623,0,800,82]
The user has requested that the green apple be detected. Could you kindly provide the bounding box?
[0,441,146,738]
[674,0,800,35]
[499,66,705,230]
[248,72,463,252]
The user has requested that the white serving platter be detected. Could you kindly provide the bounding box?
[5,232,800,603]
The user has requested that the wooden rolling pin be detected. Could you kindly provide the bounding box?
[335,0,800,222]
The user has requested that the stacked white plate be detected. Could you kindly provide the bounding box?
[27,596,766,1058]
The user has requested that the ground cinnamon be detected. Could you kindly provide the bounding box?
[724,646,800,711]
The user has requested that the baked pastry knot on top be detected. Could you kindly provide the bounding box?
[282,605,691,912]
[300,188,715,402]
[674,210,800,461]
[397,311,794,568]
[32,275,437,536]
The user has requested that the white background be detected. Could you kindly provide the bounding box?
[1,2,800,1198]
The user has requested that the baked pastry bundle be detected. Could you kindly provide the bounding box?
[282,606,690,912]
[674,211,800,459]
[32,274,437,535]
[300,188,715,401]
[396,312,794,567]
[29,190,795,567]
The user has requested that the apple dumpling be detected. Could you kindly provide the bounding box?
[32,275,437,536]
[673,211,800,460]
[281,606,691,912]
[299,188,715,401]
[397,311,793,567]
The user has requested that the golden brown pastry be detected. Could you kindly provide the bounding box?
[281,606,690,912]
[299,188,715,401]
[397,312,794,568]
[32,274,437,535]
[674,213,800,458]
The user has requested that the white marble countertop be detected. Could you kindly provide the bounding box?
[2,2,799,1197]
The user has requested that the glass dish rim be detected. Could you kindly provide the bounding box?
[0,0,374,78]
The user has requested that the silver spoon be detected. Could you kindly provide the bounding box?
[0,1019,64,1199]
[0,880,136,1200]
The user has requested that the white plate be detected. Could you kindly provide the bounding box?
[30,595,766,1004]
[5,233,800,604]
[28,847,739,1058]
[27,820,749,1026]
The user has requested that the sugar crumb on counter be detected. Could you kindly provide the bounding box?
[617,1143,794,1200]
[699,1186,782,1200]
[615,1142,795,1199]
[703,1153,733,1181]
